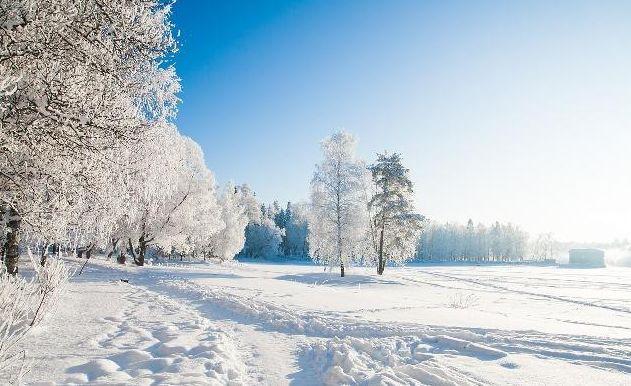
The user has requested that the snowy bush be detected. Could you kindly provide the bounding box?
[0,253,70,382]
[0,272,35,382]
[447,292,479,309]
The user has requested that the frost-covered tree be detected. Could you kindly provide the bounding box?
[160,141,222,257]
[206,183,249,261]
[236,184,262,224]
[122,129,222,266]
[308,131,369,277]
[263,201,281,223]
[273,203,289,231]
[368,153,424,274]
[282,202,310,257]
[236,185,283,259]
[242,218,283,258]
[0,0,179,273]
[530,233,556,261]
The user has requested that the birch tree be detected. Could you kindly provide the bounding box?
[308,131,369,277]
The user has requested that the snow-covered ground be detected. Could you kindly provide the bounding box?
[19,258,631,385]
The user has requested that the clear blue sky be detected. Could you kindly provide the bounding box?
[172,0,631,243]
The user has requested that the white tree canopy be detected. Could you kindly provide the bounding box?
[0,0,180,272]
[205,183,249,261]
[308,131,370,276]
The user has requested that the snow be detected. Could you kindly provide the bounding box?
[17,258,631,385]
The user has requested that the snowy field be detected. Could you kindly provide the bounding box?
[21,258,631,385]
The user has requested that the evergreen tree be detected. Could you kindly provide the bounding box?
[368,153,424,275]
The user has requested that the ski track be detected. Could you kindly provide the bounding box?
[394,270,631,314]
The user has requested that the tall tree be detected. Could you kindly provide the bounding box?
[368,153,424,274]
[123,131,222,266]
[308,131,369,277]
[284,202,310,257]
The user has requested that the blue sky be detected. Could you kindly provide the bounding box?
[172,1,631,242]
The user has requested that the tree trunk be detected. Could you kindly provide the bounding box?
[4,208,21,275]
[128,238,137,264]
[340,262,345,277]
[78,244,94,275]
[40,243,50,266]
[377,228,385,275]
[117,250,126,264]
[134,234,147,266]
[107,238,119,259]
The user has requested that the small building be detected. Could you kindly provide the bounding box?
[568,249,605,267]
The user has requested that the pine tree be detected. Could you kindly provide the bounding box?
[368,153,424,275]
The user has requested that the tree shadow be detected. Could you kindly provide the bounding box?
[275,272,402,287]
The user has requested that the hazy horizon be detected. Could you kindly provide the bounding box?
[172,1,631,243]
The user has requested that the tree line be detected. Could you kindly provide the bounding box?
[240,133,558,272]
[0,0,255,273]
[416,220,556,262]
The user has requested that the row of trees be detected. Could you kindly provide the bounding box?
[237,196,558,266]
[0,0,258,273]
[416,220,545,262]
[233,131,425,277]
[272,202,310,257]
[226,196,310,260]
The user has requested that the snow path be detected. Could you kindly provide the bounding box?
[23,262,249,385]
[129,271,317,385]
